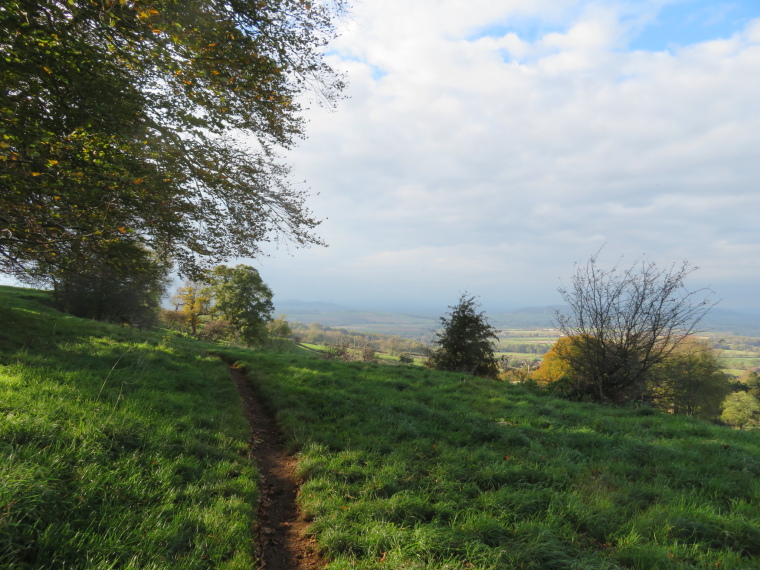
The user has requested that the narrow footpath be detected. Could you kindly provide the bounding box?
[229,365,325,570]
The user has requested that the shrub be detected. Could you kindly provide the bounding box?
[427,293,499,379]
[197,319,236,343]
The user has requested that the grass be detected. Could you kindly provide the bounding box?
[0,286,257,568]
[216,347,760,569]
[6,284,760,569]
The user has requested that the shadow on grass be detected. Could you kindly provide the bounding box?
[214,347,760,570]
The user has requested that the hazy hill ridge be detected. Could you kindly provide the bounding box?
[275,300,760,337]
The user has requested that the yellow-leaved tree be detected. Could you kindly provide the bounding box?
[171,281,212,335]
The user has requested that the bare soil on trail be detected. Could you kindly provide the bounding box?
[229,366,325,570]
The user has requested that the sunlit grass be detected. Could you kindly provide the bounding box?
[0,286,257,568]
[6,283,760,569]
[219,347,760,569]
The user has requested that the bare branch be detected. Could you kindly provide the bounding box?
[553,252,716,402]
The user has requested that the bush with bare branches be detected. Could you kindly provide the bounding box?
[553,251,715,403]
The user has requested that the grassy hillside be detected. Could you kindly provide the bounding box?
[0,286,257,568]
[218,348,760,569]
[5,285,760,569]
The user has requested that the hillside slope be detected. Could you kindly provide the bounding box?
[219,348,760,569]
[0,286,257,568]
[4,285,760,569]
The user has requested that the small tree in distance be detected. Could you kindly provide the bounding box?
[171,280,213,335]
[427,294,499,379]
[648,339,731,420]
[721,392,760,430]
[267,315,293,340]
[207,265,274,346]
[553,251,716,403]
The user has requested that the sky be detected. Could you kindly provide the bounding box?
[5,0,758,315]
[246,0,760,314]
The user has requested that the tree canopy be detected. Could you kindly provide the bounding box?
[1,0,345,282]
[721,392,760,430]
[427,294,499,379]
[207,264,273,344]
[532,336,582,389]
[648,339,731,420]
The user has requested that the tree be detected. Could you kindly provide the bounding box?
[171,280,212,335]
[207,265,273,345]
[721,392,760,430]
[1,0,345,282]
[399,353,414,364]
[267,315,293,339]
[51,243,170,325]
[648,338,731,420]
[740,371,760,399]
[427,294,499,379]
[553,251,714,403]
[532,336,590,393]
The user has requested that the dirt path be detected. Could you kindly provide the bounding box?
[229,365,325,570]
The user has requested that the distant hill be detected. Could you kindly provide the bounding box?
[490,306,559,329]
[273,299,438,338]
[493,306,760,336]
[700,307,760,336]
[274,299,760,338]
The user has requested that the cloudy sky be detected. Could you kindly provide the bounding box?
[256,0,760,313]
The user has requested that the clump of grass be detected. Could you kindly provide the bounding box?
[219,347,760,569]
[0,286,257,568]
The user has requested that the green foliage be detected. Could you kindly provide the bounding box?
[216,347,760,569]
[743,370,760,399]
[267,315,293,339]
[1,0,344,281]
[360,346,377,363]
[427,294,499,379]
[50,243,171,324]
[721,392,760,430]
[207,265,274,345]
[0,286,256,567]
[540,337,732,418]
[649,339,732,420]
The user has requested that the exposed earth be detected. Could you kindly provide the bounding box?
[229,366,324,569]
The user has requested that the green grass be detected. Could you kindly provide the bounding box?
[6,285,760,569]
[0,286,257,568]
[217,347,760,569]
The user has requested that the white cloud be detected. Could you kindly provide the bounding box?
[256,0,760,312]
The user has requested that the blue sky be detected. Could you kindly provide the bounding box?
[469,1,759,51]
[630,1,760,51]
